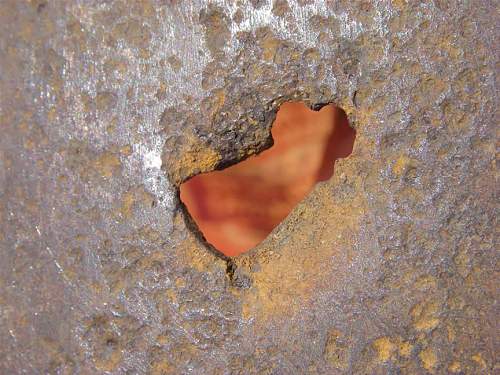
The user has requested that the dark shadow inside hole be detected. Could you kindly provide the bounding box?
[180,102,356,257]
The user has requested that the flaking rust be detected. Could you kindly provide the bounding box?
[0,1,497,374]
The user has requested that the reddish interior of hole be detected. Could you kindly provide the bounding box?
[180,102,355,257]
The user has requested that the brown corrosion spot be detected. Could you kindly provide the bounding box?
[180,102,355,256]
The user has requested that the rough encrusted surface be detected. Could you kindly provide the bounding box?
[0,0,497,374]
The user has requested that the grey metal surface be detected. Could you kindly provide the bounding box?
[0,0,497,373]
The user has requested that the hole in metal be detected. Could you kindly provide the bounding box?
[180,102,355,256]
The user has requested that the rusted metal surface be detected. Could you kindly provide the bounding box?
[0,1,497,373]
